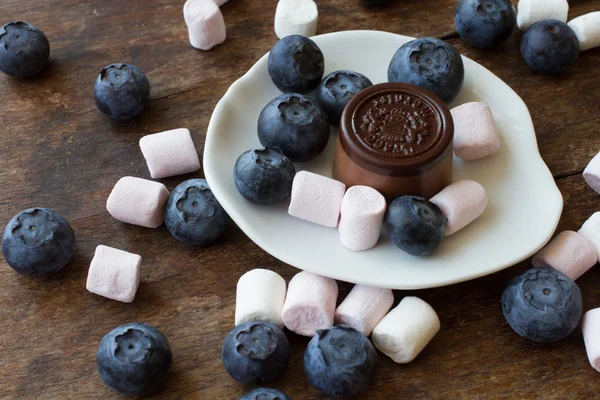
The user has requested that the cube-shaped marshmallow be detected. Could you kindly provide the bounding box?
[568,12,600,52]
[139,128,201,179]
[274,0,319,39]
[451,102,500,161]
[288,171,346,228]
[86,245,141,303]
[183,0,227,51]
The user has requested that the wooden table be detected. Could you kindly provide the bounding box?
[1,0,599,398]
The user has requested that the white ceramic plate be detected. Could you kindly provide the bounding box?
[204,30,563,289]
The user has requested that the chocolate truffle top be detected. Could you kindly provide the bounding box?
[339,82,454,176]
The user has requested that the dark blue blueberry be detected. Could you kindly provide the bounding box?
[222,321,290,385]
[316,70,373,127]
[384,196,446,256]
[96,323,172,396]
[240,388,291,400]
[164,179,230,246]
[502,268,582,343]
[258,93,330,162]
[455,0,516,49]
[234,147,296,205]
[268,35,324,94]
[2,208,75,276]
[520,20,580,74]
[0,21,50,78]
[304,325,377,398]
[388,38,465,104]
[94,63,150,120]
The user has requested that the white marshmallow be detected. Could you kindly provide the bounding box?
[517,0,569,31]
[451,102,500,161]
[288,171,346,228]
[338,186,386,251]
[579,212,600,259]
[106,177,170,228]
[372,296,440,364]
[139,128,201,179]
[274,0,319,39]
[334,285,394,337]
[583,308,600,372]
[532,231,597,280]
[569,12,600,51]
[281,271,338,336]
[584,151,600,194]
[235,269,287,328]
[184,0,226,51]
[430,180,488,236]
[86,245,142,303]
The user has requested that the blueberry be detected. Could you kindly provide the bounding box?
[455,0,516,49]
[258,93,330,162]
[316,70,373,127]
[96,323,172,396]
[94,63,150,120]
[234,147,296,205]
[2,208,75,276]
[164,179,230,246]
[304,325,377,398]
[268,35,324,94]
[222,321,290,385]
[384,196,446,256]
[388,38,464,104]
[240,388,291,400]
[0,21,50,78]
[520,20,580,74]
[502,268,582,343]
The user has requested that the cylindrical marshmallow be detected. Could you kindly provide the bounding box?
[184,0,227,51]
[281,271,338,336]
[583,308,600,372]
[274,0,319,39]
[338,186,386,251]
[579,212,600,259]
[451,102,500,161]
[235,269,287,328]
[288,171,346,228]
[86,245,142,303]
[568,12,600,52]
[532,231,597,280]
[334,285,394,337]
[583,151,600,194]
[372,296,440,364]
[517,0,569,31]
[139,128,201,179]
[429,180,488,236]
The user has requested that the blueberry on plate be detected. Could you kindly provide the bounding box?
[384,196,446,256]
[2,208,75,276]
[258,93,330,162]
[234,147,296,205]
[268,35,324,94]
[520,20,580,74]
[222,321,290,385]
[455,0,516,49]
[94,63,150,120]
[502,268,582,343]
[164,179,230,246]
[388,38,464,104]
[0,21,50,78]
[97,323,172,396]
[316,70,373,127]
[304,325,377,398]
[240,388,291,400]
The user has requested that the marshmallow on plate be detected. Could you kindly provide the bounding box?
[517,0,568,31]
[106,176,170,228]
[288,171,346,228]
[568,12,600,51]
[183,0,226,50]
[281,271,338,336]
[372,296,440,364]
[139,128,201,179]
[532,231,597,280]
[338,186,386,251]
[451,102,500,161]
[579,212,600,259]
[430,180,488,236]
[583,151,600,194]
[583,308,600,372]
[274,0,319,39]
[335,285,394,337]
[86,245,142,303]
[235,269,287,328]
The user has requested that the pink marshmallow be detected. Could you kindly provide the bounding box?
[532,231,597,280]
[281,271,338,336]
[430,180,488,236]
[106,177,170,228]
[86,245,141,303]
[584,152,600,194]
[183,0,226,51]
[139,128,201,179]
[334,285,394,337]
[579,212,600,259]
[451,102,500,161]
[583,308,600,372]
[338,186,386,251]
[288,171,346,228]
